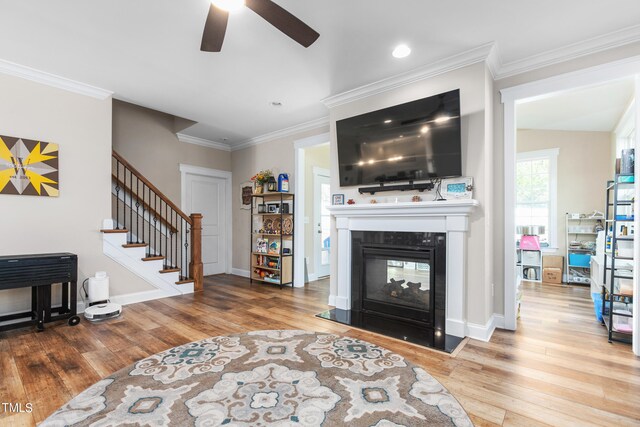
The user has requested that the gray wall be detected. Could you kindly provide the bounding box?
[230,127,330,273]
[112,100,232,204]
[327,62,496,326]
[0,75,152,314]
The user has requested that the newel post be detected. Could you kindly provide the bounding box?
[189,213,204,292]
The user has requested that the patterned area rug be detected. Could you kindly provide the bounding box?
[42,331,472,426]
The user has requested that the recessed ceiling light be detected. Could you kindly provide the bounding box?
[435,115,451,123]
[368,159,375,165]
[358,161,364,166]
[392,44,411,59]
[270,101,283,107]
[384,119,392,124]
[420,126,430,134]
[211,0,245,13]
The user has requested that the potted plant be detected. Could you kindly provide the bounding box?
[251,169,273,194]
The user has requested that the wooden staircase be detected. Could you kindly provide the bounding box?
[101,151,203,292]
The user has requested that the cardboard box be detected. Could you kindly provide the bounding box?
[543,255,563,270]
[543,267,562,284]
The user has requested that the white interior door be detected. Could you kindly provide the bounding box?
[314,172,331,278]
[184,173,227,276]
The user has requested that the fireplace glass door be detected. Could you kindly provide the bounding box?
[362,247,434,323]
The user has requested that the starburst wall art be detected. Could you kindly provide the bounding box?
[0,135,59,197]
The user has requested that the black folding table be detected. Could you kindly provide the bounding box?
[0,253,80,332]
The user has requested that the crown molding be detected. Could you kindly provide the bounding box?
[495,24,640,80]
[486,43,502,79]
[0,59,112,100]
[176,133,232,152]
[232,116,329,151]
[322,43,496,109]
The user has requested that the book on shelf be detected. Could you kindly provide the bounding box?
[268,240,280,255]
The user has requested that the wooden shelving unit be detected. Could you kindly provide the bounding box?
[250,192,294,288]
[602,174,635,344]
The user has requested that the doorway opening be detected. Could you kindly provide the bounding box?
[303,144,331,283]
[293,133,331,288]
[502,61,639,355]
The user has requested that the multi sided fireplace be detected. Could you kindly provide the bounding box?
[360,247,434,323]
[318,199,478,353]
[347,230,447,350]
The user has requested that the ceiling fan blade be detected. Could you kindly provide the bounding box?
[200,4,229,52]
[245,0,319,48]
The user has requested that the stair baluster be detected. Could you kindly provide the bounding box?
[115,158,121,230]
[110,151,202,291]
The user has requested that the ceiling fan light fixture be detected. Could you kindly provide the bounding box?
[211,0,245,13]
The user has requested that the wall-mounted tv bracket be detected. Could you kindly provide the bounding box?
[358,181,435,195]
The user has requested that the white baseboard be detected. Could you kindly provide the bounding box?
[232,268,250,278]
[77,289,169,314]
[328,294,336,307]
[493,314,505,329]
[307,273,318,282]
[466,313,503,342]
[446,319,466,339]
[0,289,170,328]
[110,289,170,307]
[335,296,350,310]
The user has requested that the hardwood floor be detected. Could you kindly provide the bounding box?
[1,276,638,426]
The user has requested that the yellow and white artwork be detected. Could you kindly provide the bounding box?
[0,135,59,197]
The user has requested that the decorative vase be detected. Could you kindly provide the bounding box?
[255,184,263,194]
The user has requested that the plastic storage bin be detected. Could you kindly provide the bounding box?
[569,253,591,267]
[521,250,541,265]
[613,311,633,333]
[592,292,605,322]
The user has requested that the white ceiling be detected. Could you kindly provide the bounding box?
[517,78,635,132]
[1,1,640,147]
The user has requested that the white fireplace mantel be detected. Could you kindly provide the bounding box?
[328,199,479,338]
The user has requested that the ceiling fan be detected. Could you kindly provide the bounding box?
[201,0,320,52]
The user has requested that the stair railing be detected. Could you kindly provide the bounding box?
[111,151,203,291]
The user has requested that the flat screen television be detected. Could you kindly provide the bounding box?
[336,89,462,187]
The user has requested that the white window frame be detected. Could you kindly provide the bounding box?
[516,148,559,251]
[615,99,636,156]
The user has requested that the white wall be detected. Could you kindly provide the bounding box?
[327,62,495,326]
[0,73,153,315]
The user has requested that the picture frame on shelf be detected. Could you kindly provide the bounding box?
[257,204,266,213]
[332,194,345,205]
[267,204,279,213]
[256,238,268,253]
[441,177,473,200]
